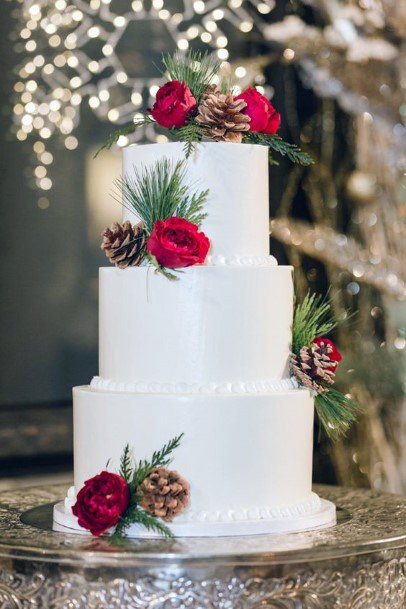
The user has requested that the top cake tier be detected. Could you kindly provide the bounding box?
[123,142,269,259]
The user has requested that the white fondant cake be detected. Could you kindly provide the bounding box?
[54,142,336,537]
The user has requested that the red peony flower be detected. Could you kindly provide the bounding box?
[72,471,130,536]
[311,337,342,372]
[149,80,197,129]
[235,87,281,134]
[147,217,210,269]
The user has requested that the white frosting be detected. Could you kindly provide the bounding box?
[90,375,298,394]
[99,265,293,386]
[73,386,315,516]
[123,142,269,259]
[64,485,76,511]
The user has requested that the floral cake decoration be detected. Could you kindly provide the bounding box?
[72,434,188,540]
[291,292,362,439]
[101,158,210,280]
[97,50,312,166]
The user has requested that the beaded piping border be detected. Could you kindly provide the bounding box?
[90,376,300,395]
[206,255,278,267]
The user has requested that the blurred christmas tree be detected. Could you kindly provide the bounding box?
[261,0,406,493]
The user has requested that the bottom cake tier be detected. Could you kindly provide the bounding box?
[55,385,336,537]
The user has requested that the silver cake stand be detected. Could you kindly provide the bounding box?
[0,484,405,608]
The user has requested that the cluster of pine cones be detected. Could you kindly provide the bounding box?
[138,467,190,522]
[195,85,250,143]
[291,341,336,394]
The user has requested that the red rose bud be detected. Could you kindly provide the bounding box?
[72,471,130,536]
[150,80,197,129]
[236,87,281,134]
[311,337,342,372]
[147,217,210,269]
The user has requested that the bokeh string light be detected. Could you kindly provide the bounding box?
[11,0,276,197]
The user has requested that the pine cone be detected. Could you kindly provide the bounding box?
[138,467,190,522]
[195,91,250,143]
[291,341,336,394]
[101,221,147,269]
[199,84,219,103]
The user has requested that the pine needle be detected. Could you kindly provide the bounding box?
[94,116,154,157]
[151,433,184,468]
[315,389,363,440]
[131,433,184,488]
[113,158,209,233]
[176,121,204,157]
[292,291,338,355]
[119,444,133,483]
[162,50,221,103]
[114,505,174,540]
[244,132,313,166]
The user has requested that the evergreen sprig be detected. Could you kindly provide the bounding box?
[315,389,362,441]
[176,121,204,157]
[131,433,184,488]
[119,444,133,482]
[244,132,313,166]
[162,50,221,103]
[112,504,173,541]
[292,292,338,355]
[95,116,154,156]
[114,158,209,234]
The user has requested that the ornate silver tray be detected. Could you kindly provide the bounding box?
[0,484,404,608]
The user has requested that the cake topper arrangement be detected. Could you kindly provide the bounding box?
[72,434,188,540]
[101,158,210,280]
[291,292,361,439]
[97,51,312,166]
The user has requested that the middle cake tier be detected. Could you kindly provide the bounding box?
[97,263,294,389]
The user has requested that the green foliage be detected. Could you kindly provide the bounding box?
[114,158,209,234]
[112,504,174,541]
[244,132,313,166]
[176,121,204,157]
[146,252,180,281]
[131,433,184,488]
[315,389,363,440]
[292,292,338,355]
[95,116,154,156]
[162,50,221,103]
[111,434,184,541]
[119,444,133,483]
[292,291,361,440]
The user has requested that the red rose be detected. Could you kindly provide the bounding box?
[72,471,130,536]
[147,217,210,269]
[235,87,281,134]
[311,337,342,372]
[150,80,197,128]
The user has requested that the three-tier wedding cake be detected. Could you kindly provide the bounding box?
[53,141,337,537]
